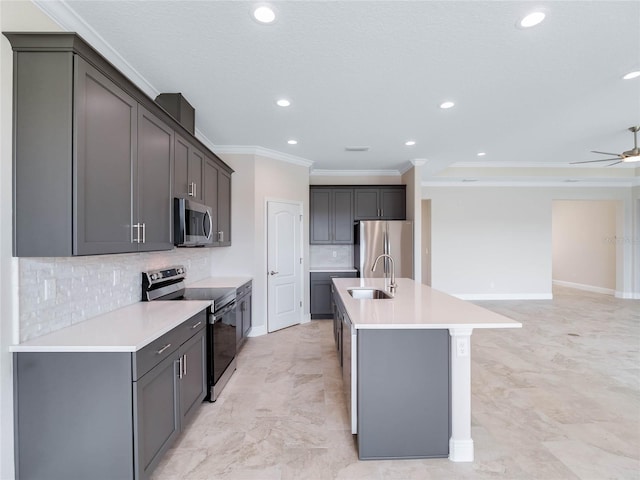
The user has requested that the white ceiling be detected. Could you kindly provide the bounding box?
[41,1,640,179]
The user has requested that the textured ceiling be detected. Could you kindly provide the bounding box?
[46,1,640,178]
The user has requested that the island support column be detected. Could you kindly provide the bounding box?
[448,327,474,462]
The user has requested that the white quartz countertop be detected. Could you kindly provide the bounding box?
[186,276,253,289]
[310,267,357,273]
[10,300,211,353]
[333,278,522,330]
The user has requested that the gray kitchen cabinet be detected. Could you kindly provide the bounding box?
[354,186,406,220]
[174,133,204,202]
[217,169,232,246]
[5,32,234,257]
[235,280,253,349]
[310,187,354,244]
[357,329,450,459]
[203,157,232,247]
[13,310,207,480]
[311,271,357,319]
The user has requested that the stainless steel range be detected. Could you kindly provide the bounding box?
[142,265,236,401]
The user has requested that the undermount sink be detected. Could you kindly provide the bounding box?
[348,288,393,300]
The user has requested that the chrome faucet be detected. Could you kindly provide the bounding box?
[372,254,397,295]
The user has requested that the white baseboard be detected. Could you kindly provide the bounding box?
[301,313,311,324]
[453,293,552,301]
[247,325,267,337]
[614,291,639,299]
[553,279,615,296]
[449,438,474,462]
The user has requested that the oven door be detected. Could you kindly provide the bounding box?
[210,301,237,389]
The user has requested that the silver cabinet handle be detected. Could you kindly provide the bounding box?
[132,223,142,243]
[183,354,187,376]
[177,356,183,379]
[141,223,146,244]
[269,270,278,276]
[193,183,197,198]
[188,182,195,197]
[218,231,224,242]
[156,343,172,355]
[191,321,202,329]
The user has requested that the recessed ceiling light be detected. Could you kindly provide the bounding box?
[276,99,290,107]
[253,5,276,24]
[623,70,640,80]
[405,140,416,146]
[287,139,297,145]
[519,11,546,28]
[477,152,486,157]
[440,101,455,109]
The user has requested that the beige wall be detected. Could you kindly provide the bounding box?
[552,200,617,292]
[1,2,63,477]
[401,165,421,280]
[423,185,636,299]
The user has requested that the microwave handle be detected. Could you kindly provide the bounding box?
[205,210,213,240]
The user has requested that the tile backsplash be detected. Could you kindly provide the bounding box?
[309,245,353,268]
[19,248,212,342]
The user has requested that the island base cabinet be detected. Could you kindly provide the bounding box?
[14,352,135,480]
[357,329,450,460]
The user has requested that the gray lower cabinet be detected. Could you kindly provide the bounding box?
[311,271,357,319]
[13,310,207,480]
[357,329,450,460]
[236,280,253,349]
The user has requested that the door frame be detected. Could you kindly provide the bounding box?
[265,198,305,333]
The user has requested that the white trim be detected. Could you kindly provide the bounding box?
[450,161,637,169]
[310,169,401,177]
[453,293,553,300]
[301,313,311,324]
[410,159,428,166]
[33,0,159,99]
[247,325,267,337]
[553,280,615,296]
[214,145,313,167]
[422,180,637,188]
[449,439,474,463]
[614,291,638,299]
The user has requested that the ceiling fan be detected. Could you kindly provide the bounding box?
[571,126,640,166]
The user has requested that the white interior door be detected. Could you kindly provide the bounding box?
[267,201,302,332]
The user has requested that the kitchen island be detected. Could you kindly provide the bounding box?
[332,277,521,462]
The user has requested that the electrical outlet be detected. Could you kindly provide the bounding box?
[44,278,56,301]
[456,338,469,357]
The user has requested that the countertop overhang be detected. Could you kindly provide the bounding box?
[333,278,522,330]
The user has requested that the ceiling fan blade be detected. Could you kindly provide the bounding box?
[591,150,621,156]
[570,158,619,164]
[607,161,623,166]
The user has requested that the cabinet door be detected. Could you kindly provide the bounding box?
[380,188,406,220]
[134,353,180,480]
[310,279,333,317]
[354,189,380,220]
[136,106,174,251]
[188,147,204,201]
[203,157,219,243]
[179,329,207,426]
[174,134,190,198]
[242,291,252,337]
[333,189,354,244]
[74,57,137,255]
[217,170,232,246]
[310,188,332,244]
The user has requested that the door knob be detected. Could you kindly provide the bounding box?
[269,271,279,276]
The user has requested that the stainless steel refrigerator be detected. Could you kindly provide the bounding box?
[354,220,414,278]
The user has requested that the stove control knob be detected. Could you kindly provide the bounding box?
[150,273,158,280]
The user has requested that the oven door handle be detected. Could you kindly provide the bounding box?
[210,301,237,323]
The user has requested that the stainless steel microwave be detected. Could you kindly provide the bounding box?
[174,198,213,247]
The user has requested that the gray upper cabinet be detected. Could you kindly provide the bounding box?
[174,134,204,202]
[203,157,232,246]
[136,106,174,251]
[5,32,233,256]
[310,187,354,244]
[354,186,406,220]
[203,157,219,240]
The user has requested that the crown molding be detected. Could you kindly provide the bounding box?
[213,145,314,168]
[410,159,428,166]
[33,1,160,99]
[310,169,401,177]
[449,161,637,169]
[422,179,638,188]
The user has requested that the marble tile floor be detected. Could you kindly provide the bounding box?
[151,286,640,480]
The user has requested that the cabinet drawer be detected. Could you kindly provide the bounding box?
[174,310,207,346]
[133,328,182,381]
[310,271,357,283]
